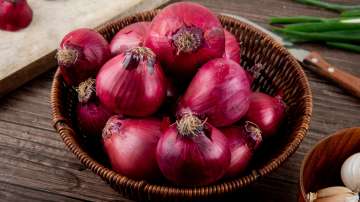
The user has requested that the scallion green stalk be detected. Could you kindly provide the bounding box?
[296,0,360,12]
[270,16,328,24]
[283,20,360,32]
[326,42,360,53]
[273,28,360,43]
[341,9,360,18]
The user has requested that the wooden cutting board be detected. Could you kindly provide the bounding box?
[0,0,168,97]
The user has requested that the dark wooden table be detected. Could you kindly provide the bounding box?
[1,0,359,201]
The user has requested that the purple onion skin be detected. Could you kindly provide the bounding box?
[223,30,241,64]
[110,22,150,56]
[178,58,251,127]
[156,124,230,185]
[145,2,225,77]
[96,51,166,117]
[245,92,286,138]
[102,116,162,180]
[76,102,112,137]
[58,28,111,86]
[0,0,33,31]
[222,123,262,177]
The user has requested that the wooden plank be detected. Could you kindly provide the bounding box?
[0,0,359,201]
[0,126,130,201]
[0,182,83,202]
[0,0,169,97]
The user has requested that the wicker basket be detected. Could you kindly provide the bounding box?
[51,10,312,201]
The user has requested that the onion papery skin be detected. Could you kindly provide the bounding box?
[0,0,33,31]
[222,121,262,177]
[244,92,286,138]
[177,58,251,127]
[156,113,230,185]
[110,22,150,56]
[102,116,162,180]
[145,2,225,77]
[96,47,166,116]
[223,30,241,64]
[57,28,111,86]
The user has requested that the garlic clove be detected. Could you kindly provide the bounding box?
[314,193,359,202]
[317,186,355,198]
[341,153,360,193]
[307,186,359,202]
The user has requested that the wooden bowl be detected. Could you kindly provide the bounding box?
[50,10,312,201]
[299,127,360,202]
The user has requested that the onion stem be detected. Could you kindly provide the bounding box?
[295,0,360,12]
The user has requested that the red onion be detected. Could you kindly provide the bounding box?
[102,116,162,180]
[165,77,178,100]
[145,2,225,77]
[75,78,112,137]
[161,77,179,114]
[222,121,262,177]
[0,0,32,31]
[244,92,286,138]
[177,58,251,127]
[110,22,150,56]
[160,116,171,133]
[156,112,230,185]
[57,28,111,86]
[96,46,166,116]
[223,30,240,64]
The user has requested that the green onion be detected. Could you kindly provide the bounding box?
[326,42,360,53]
[283,20,360,32]
[341,9,360,18]
[273,28,360,43]
[295,0,360,12]
[320,29,360,35]
[270,16,329,24]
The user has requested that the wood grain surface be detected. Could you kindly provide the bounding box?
[0,0,169,97]
[0,0,359,201]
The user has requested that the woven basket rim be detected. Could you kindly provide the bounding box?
[50,9,313,198]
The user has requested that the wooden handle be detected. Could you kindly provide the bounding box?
[303,52,360,99]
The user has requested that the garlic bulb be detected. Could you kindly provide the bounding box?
[341,153,360,192]
[306,186,359,202]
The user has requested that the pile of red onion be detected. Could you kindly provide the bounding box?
[57,2,287,185]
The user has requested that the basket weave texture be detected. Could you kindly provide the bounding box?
[51,10,312,201]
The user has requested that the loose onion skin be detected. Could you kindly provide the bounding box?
[244,92,286,137]
[156,113,230,185]
[57,28,111,86]
[0,0,32,31]
[223,30,241,64]
[110,22,150,56]
[145,2,225,77]
[102,116,162,180]
[177,58,251,127]
[222,121,262,177]
[75,79,112,137]
[96,46,166,116]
